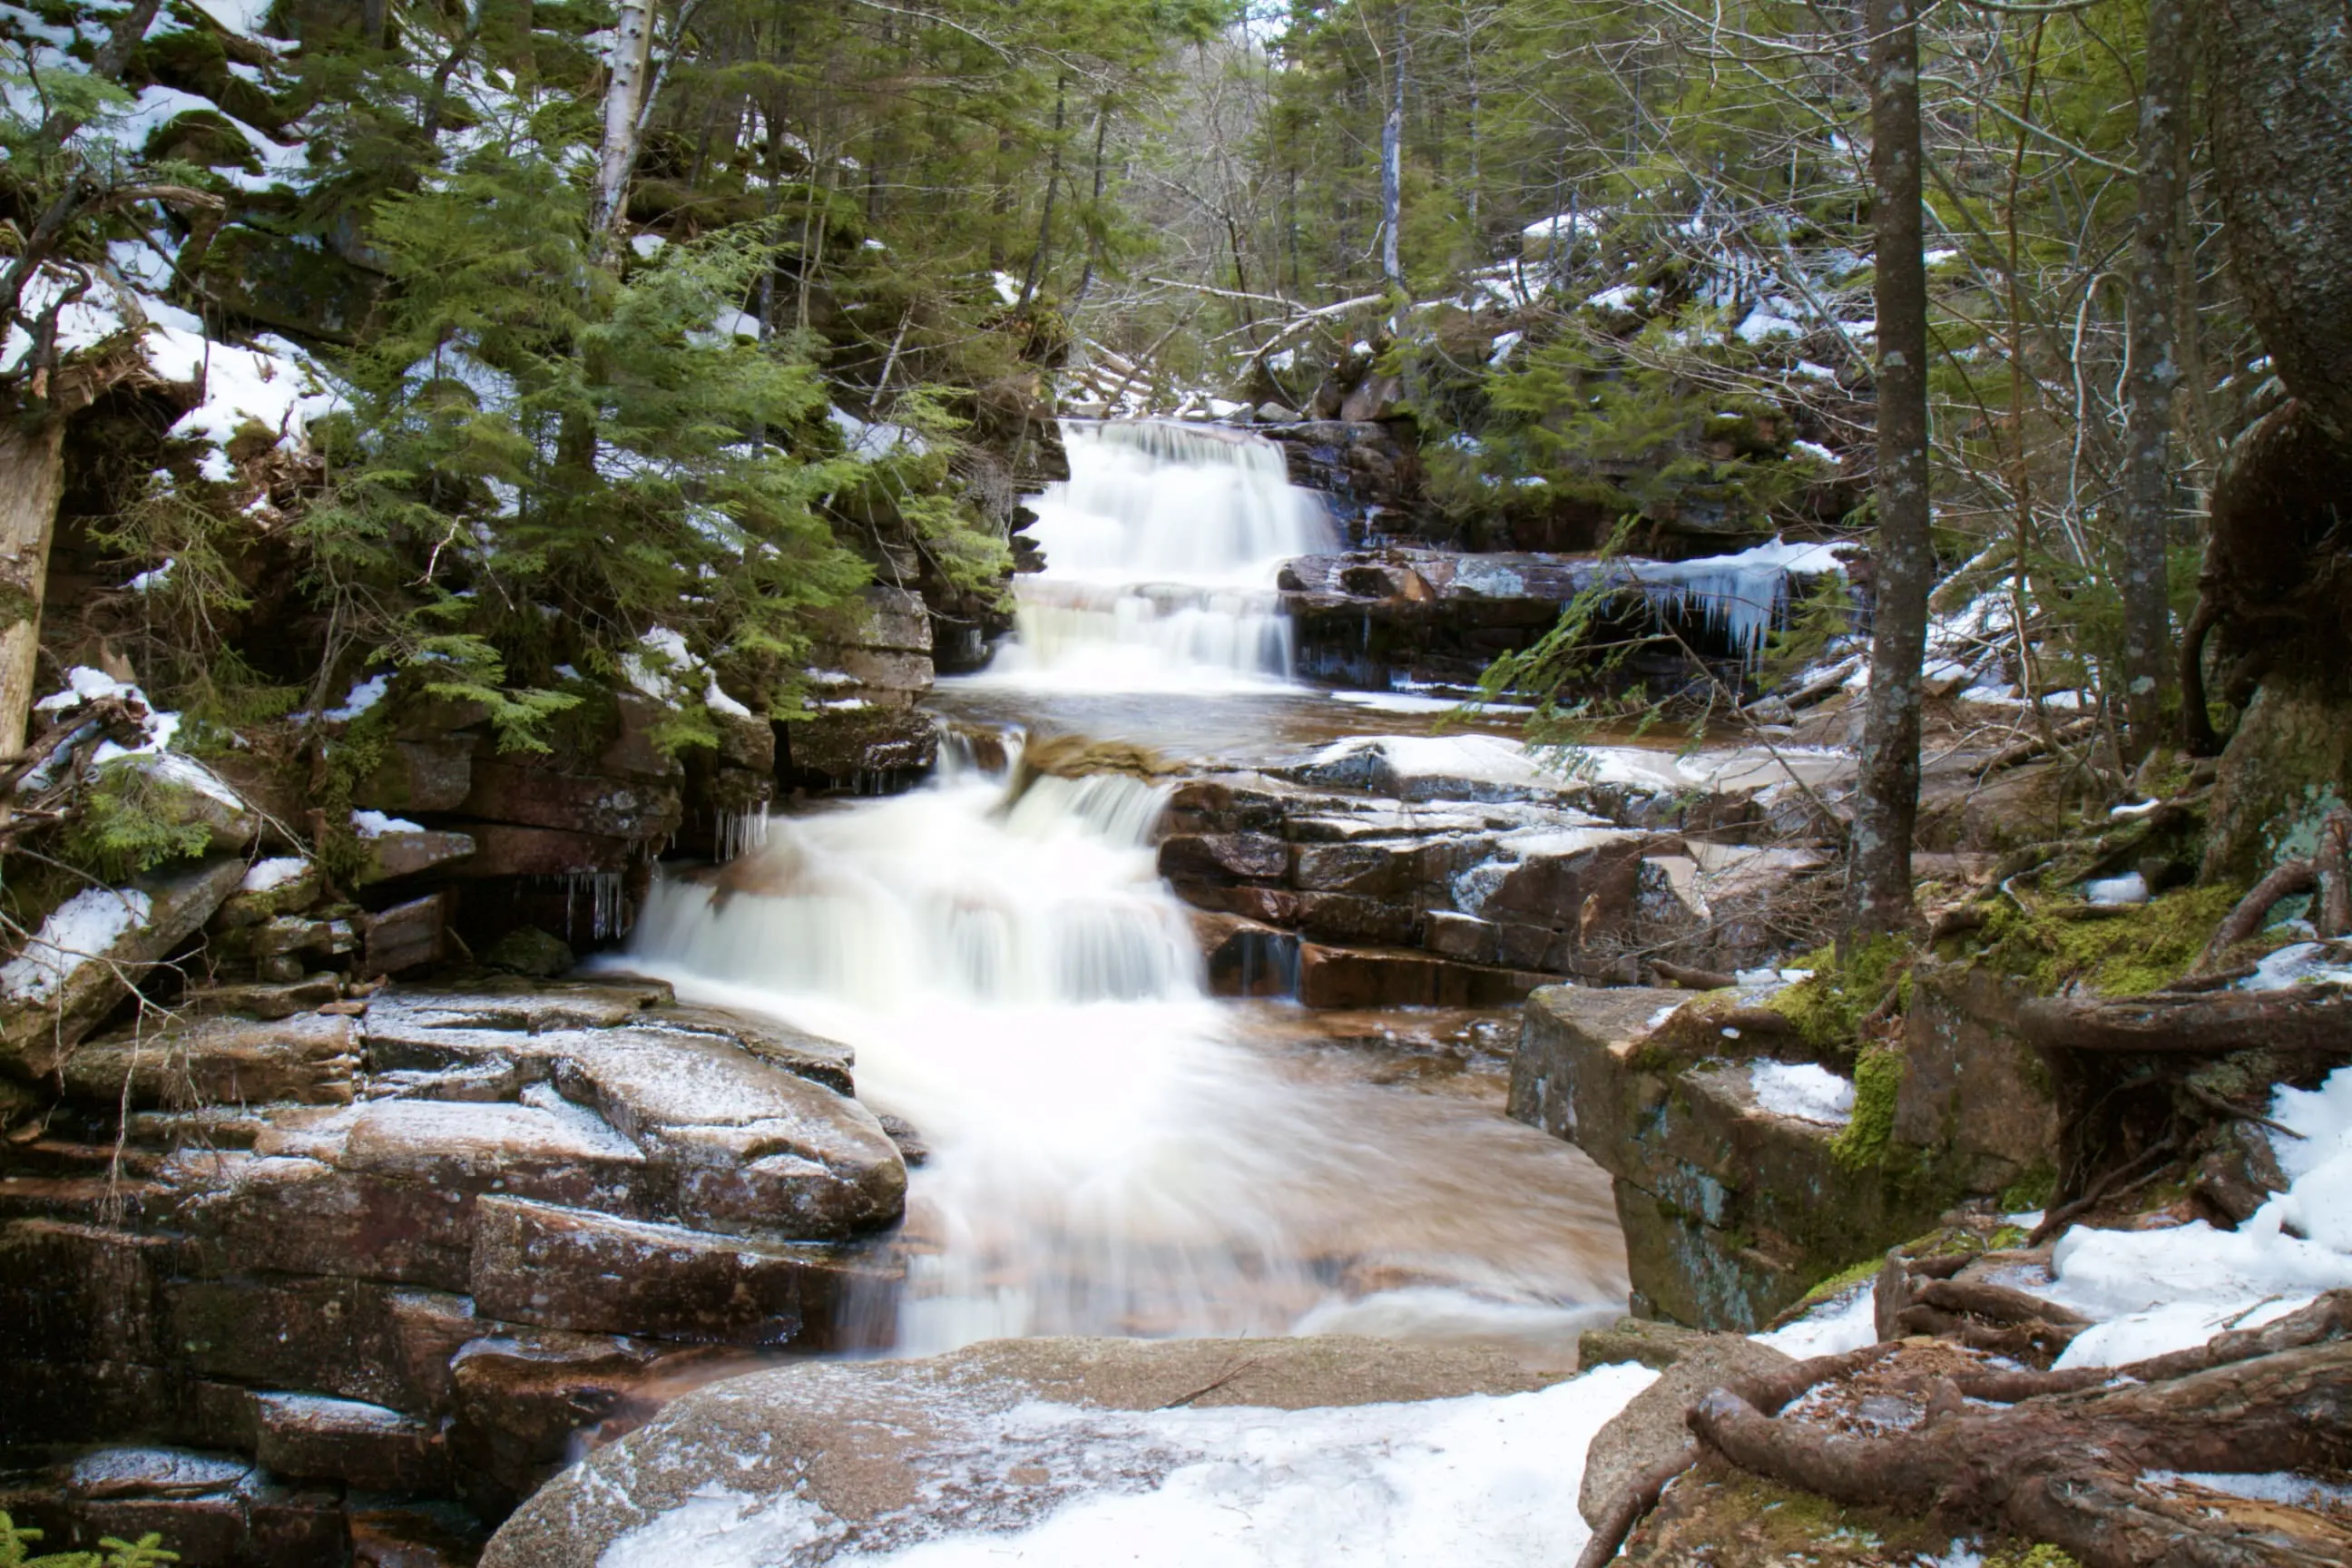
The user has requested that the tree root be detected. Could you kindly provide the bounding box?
[1690,1338,2352,1567]
[1651,959,1738,990]
[2199,859,2320,972]
[2317,810,2352,940]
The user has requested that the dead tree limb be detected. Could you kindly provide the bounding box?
[1652,958,1739,990]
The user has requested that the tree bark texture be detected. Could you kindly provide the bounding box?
[1847,0,1934,936]
[590,0,657,249]
[0,414,69,763]
[2119,0,2188,759]
[2204,0,2352,445]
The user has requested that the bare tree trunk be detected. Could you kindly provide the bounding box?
[1846,0,1934,936]
[1380,3,1408,293]
[589,0,657,250]
[0,414,68,764]
[2120,0,2189,760]
[1017,76,1068,312]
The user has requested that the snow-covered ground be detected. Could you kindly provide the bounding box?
[600,1362,1659,1568]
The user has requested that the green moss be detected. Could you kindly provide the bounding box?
[1768,936,1912,1055]
[1790,1255,1881,1313]
[1832,1043,1906,1169]
[1985,1547,2083,1568]
[1981,883,2242,996]
[1997,1161,2057,1212]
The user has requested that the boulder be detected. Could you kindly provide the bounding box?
[61,1013,359,1109]
[482,926,574,978]
[781,706,939,789]
[485,1337,1557,1567]
[210,858,324,929]
[549,1030,905,1236]
[1575,1330,1791,1528]
[361,892,451,976]
[0,857,248,1077]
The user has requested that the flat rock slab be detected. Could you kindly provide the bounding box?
[62,1013,358,1109]
[486,1336,1570,1568]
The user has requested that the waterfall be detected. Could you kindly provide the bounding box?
[979,420,1338,691]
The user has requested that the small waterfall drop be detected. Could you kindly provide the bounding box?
[981,421,1338,691]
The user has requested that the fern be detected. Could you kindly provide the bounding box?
[0,1513,178,1568]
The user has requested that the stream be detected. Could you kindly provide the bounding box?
[617,420,1631,1371]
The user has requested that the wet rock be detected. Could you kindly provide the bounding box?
[482,926,574,978]
[0,857,247,1076]
[0,1219,172,1367]
[440,823,631,878]
[780,706,939,791]
[1194,913,1301,998]
[1,1359,180,1446]
[484,1337,1556,1567]
[176,1151,479,1289]
[459,756,682,842]
[2,1446,348,1566]
[254,1393,449,1494]
[169,1275,479,1414]
[446,1331,718,1518]
[61,1013,359,1109]
[1296,943,1545,1008]
[644,1004,856,1096]
[370,974,672,1034]
[470,1196,897,1348]
[2196,1120,2289,1225]
[1156,831,1289,883]
[1575,1314,1726,1372]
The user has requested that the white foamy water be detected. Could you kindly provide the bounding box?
[622,740,1624,1359]
[976,421,1338,691]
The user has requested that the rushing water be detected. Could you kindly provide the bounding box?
[974,420,1338,691]
[622,420,1626,1367]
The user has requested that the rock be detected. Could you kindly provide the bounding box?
[1896,964,2059,1191]
[484,1337,1557,1566]
[92,751,260,857]
[254,1393,449,1494]
[61,1013,359,1109]
[1509,985,1971,1328]
[351,739,475,814]
[355,828,477,885]
[1297,943,1544,1008]
[482,926,573,978]
[0,1220,173,1367]
[644,1004,856,1096]
[1577,1330,1790,1528]
[469,1197,897,1348]
[369,974,672,1034]
[1338,372,1406,422]
[2195,1120,2288,1225]
[781,706,939,790]
[459,756,683,841]
[1575,1314,1725,1372]
[211,859,325,929]
[176,1151,479,1290]
[173,975,343,1021]
[0,857,247,1076]
[441,823,631,878]
[549,1030,905,1236]
[169,1275,480,1414]
[361,892,451,976]
[0,1444,349,1565]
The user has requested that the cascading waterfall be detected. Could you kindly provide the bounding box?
[622,740,1623,1356]
[978,420,1338,691]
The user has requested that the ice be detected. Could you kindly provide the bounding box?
[0,888,153,1004]
[601,1364,1658,1568]
[1749,1062,1855,1125]
[1621,535,1848,665]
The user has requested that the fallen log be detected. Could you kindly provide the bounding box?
[2009,986,2352,1054]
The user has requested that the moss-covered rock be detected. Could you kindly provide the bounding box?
[2205,669,2352,883]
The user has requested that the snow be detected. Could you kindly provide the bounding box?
[1734,304,1802,343]
[0,888,153,1004]
[622,627,698,704]
[2021,1065,2352,1367]
[1749,1062,1855,1125]
[2109,799,2163,819]
[125,559,175,592]
[600,1363,1659,1568]
[240,857,309,893]
[188,0,285,43]
[1751,1282,1877,1357]
[1487,330,1524,367]
[829,407,930,460]
[1621,536,1849,664]
[2143,1471,2352,1510]
[1583,284,1651,312]
[1789,438,1839,467]
[992,270,1024,306]
[350,809,423,839]
[325,673,390,722]
[704,680,752,720]
[34,667,138,713]
[2082,872,2150,907]
[2239,942,2352,992]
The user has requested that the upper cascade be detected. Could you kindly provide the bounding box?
[977,420,1339,691]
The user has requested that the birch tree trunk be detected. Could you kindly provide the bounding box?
[589,0,657,250]
[2119,0,2188,760]
[1380,3,1408,293]
[1846,0,1934,936]
[0,414,69,763]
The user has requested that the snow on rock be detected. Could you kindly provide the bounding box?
[621,627,699,704]
[598,1363,1659,1568]
[350,809,424,839]
[2082,871,2151,907]
[324,673,391,722]
[240,857,310,894]
[1749,1061,1855,1125]
[0,888,154,1005]
[1620,535,1848,665]
[2239,942,2352,993]
[1751,1282,1878,1358]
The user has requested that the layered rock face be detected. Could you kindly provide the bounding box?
[0,975,905,1561]
[1507,976,2055,1329]
[1159,736,1841,1007]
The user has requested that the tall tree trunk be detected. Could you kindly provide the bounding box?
[1380,3,1408,293]
[1071,100,1111,308]
[588,0,657,250]
[1847,0,1934,936]
[0,414,68,764]
[1017,77,1068,312]
[2120,0,2189,760]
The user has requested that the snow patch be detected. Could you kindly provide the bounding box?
[1751,1282,1877,1357]
[1749,1062,1855,1125]
[350,810,423,839]
[240,857,310,893]
[1,888,153,1004]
